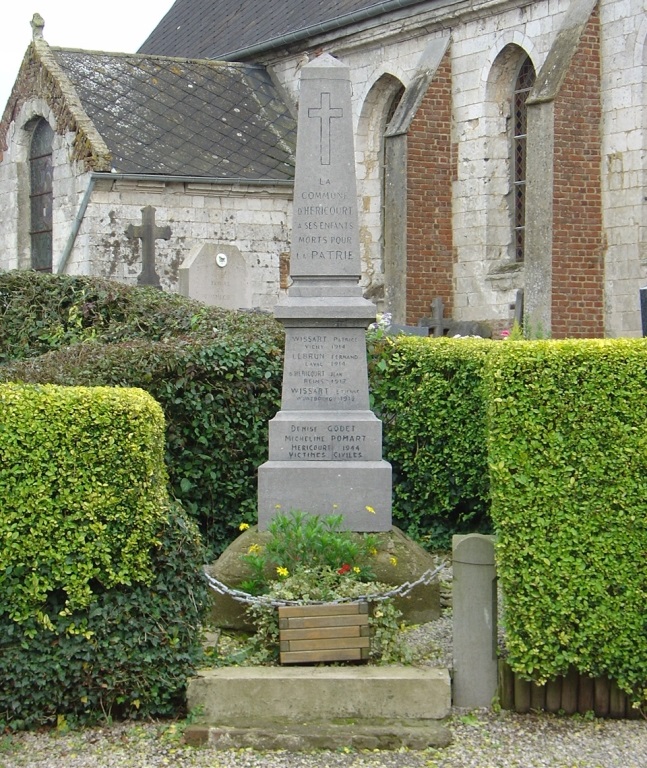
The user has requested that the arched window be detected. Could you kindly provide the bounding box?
[29,119,54,272]
[512,57,536,262]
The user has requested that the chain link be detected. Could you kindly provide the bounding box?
[204,561,446,608]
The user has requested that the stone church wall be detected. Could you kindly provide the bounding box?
[267,0,647,337]
[70,180,292,310]
[600,0,647,337]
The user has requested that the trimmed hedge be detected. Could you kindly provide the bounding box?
[0,382,208,729]
[0,383,168,624]
[368,335,493,548]
[0,272,495,553]
[487,339,647,705]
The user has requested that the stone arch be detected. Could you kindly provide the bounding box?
[483,43,536,298]
[355,72,405,307]
[8,100,58,269]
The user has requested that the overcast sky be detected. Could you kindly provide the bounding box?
[1,2,176,114]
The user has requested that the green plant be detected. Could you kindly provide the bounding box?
[0,271,284,559]
[244,568,411,665]
[368,335,494,548]
[240,510,379,594]
[0,505,209,731]
[0,383,168,624]
[487,338,647,707]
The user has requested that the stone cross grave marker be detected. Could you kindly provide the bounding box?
[257,54,392,532]
[126,206,171,287]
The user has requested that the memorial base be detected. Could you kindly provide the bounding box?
[258,460,392,531]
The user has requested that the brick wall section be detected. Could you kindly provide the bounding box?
[405,50,454,325]
[551,6,604,338]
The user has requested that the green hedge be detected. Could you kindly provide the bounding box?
[1,272,496,553]
[0,383,168,624]
[487,339,647,704]
[0,382,208,728]
[0,272,284,557]
[0,506,208,730]
[368,335,493,548]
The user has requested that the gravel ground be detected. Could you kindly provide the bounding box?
[1,709,645,768]
[3,560,645,767]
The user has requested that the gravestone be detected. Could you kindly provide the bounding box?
[125,206,171,287]
[179,243,251,309]
[640,287,647,337]
[257,54,391,532]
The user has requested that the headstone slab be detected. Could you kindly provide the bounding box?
[179,243,251,309]
[257,54,392,532]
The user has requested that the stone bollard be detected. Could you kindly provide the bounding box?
[452,534,497,708]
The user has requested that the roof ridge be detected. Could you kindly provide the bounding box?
[49,46,266,70]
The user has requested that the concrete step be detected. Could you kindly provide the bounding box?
[186,666,451,751]
[184,718,452,751]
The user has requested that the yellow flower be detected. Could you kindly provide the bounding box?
[238,522,250,531]
[247,543,262,554]
[370,548,378,556]
[276,566,289,577]
[389,556,398,567]
[353,566,361,574]
[274,504,282,509]
[365,505,376,514]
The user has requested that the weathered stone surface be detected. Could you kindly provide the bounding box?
[452,533,498,708]
[206,526,440,629]
[184,718,451,751]
[187,666,451,725]
[179,243,252,309]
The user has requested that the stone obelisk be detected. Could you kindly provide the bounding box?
[258,54,392,532]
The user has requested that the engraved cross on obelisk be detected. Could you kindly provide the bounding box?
[258,54,392,533]
[126,206,171,287]
[308,92,343,165]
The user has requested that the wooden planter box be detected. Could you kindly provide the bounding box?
[278,602,370,664]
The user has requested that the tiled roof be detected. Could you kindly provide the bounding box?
[53,49,296,179]
[139,0,391,59]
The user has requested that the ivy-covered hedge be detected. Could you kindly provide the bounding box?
[368,335,493,548]
[0,383,208,729]
[0,383,168,623]
[0,506,208,730]
[0,271,284,557]
[487,339,647,704]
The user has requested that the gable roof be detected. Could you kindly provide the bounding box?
[52,49,296,180]
[139,0,425,60]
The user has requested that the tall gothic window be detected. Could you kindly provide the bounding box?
[512,57,535,262]
[29,119,54,272]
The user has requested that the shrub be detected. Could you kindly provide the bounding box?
[0,272,284,557]
[368,335,493,548]
[487,339,647,704]
[0,269,263,363]
[0,383,168,624]
[0,505,209,730]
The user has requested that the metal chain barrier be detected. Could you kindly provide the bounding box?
[203,561,446,608]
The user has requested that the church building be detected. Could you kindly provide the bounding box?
[1,1,646,336]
